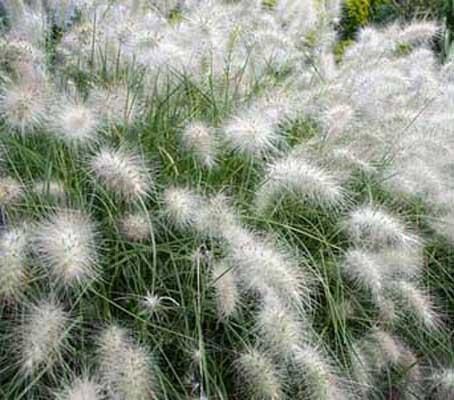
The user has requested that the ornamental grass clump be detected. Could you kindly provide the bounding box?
[0,1,453,399]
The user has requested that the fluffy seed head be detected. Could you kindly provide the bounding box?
[119,212,153,242]
[33,209,99,286]
[392,281,439,330]
[432,368,454,400]
[18,300,69,374]
[162,186,202,229]
[90,147,153,202]
[0,176,24,206]
[0,225,28,300]
[236,348,284,400]
[0,80,49,133]
[211,260,239,319]
[366,329,403,368]
[345,206,419,249]
[181,121,217,168]
[256,155,344,211]
[98,324,158,400]
[195,193,238,238]
[342,248,384,296]
[57,376,102,400]
[226,227,306,306]
[397,22,439,45]
[321,104,355,138]
[223,113,279,157]
[50,98,99,145]
[292,344,345,400]
[256,292,304,355]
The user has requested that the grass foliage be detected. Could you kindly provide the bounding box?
[0,1,453,399]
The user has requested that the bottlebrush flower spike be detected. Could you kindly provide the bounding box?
[49,96,99,145]
[0,77,50,134]
[0,176,24,206]
[57,376,102,400]
[391,281,440,330]
[431,368,454,400]
[225,227,307,306]
[342,248,385,297]
[0,224,28,300]
[162,186,204,229]
[236,347,284,400]
[98,324,159,400]
[395,21,439,45]
[223,111,280,157]
[118,211,153,242]
[90,147,153,203]
[256,291,305,356]
[33,209,99,286]
[256,155,345,211]
[345,205,420,250]
[211,259,239,320]
[292,344,348,400]
[181,121,217,169]
[17,299,69,375]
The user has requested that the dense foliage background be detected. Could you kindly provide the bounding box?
[0,1,454,400]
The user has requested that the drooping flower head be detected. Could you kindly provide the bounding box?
[90,147,153,203]
[211,259,239,320]
[181,121,217,168]
[17,299,69,375]
[236,347,284,400]
[0,224,29,300]
[98,324,159,400]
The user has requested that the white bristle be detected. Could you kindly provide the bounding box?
[33,209,99,286]
[90,147,153,202]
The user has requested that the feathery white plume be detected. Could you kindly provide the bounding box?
[292,344,347,400]
[162,186,203,229]
[33,209,99,286]
[345,206,419,249]
[321,104,355,138]
[256,291,305,356]
[50,97,99,145]
[98,324,158,400]
[90,147,153,202]
[211,259,239,320]
[391,281,439,330]
[256,155,344,211]
[236,347,284,400]
[223,111,279,157]
[119,211,153,242]
[0,224,28,300]
[17,300,69,374]
[225,227,306,306]
[396,22,439,45]
[181,121,217,168]
[342,248,385,297]
[0,176,24,206]
[431,368,454,400]
[56,376,102,400]
[0,78,49,134]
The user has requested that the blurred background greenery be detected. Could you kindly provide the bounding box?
[338,0,454,60]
